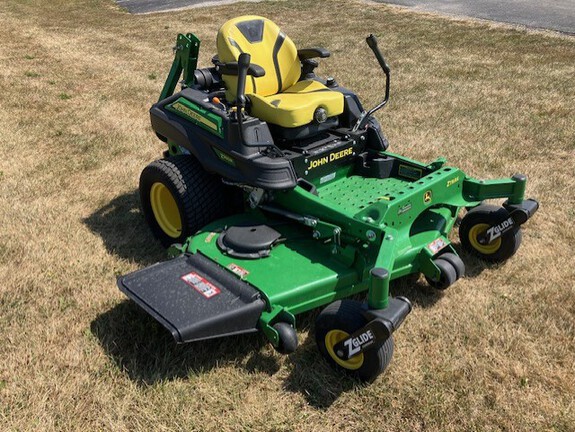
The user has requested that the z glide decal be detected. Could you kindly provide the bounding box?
[485,217,515,243]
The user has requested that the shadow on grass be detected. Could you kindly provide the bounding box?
[390,274,444,308]
[92,302,362,407]
[283,335,361,409]
[91,300,280,385]
[450,243,497,279]
[278,308,389,409]
[83,190,165,266]
[89,278,453,408]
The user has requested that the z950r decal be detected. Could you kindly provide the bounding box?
[485,217,515,243]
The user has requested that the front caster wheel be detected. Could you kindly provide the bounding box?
[459,204,522,263]
[315,300,394,383]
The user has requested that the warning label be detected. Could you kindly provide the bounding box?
[180,272,221,299]
[427,238,447,254]
[228,263,249,278]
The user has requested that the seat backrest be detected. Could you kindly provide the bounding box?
[216,16,301,99]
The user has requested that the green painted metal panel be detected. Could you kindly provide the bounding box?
[159,33,200,101]
[178,153,529,322]
[187,216,362,316]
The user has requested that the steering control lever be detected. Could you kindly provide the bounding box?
[353,34,391,131]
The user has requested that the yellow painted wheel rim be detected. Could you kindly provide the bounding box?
[325,329,364,370]
[150,182,182,238]
[469,223,501,255]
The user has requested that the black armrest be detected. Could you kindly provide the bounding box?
[218,62,266,78]
[297,47,330,60]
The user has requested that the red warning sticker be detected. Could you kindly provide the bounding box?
[427,238,447,254]
[227,263,249,278]
[180,272,221,299]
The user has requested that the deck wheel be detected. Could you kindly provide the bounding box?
[439,252,465,280]
[425,258,457,290]
[273,322,298,354]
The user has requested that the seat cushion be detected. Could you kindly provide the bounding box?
[217,16,301,99]
[248,80,344,128]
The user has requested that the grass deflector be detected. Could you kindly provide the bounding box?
[118,16,538,382]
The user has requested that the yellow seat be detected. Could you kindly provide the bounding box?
[216,16,344,128]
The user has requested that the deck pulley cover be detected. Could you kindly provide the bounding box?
[217,224,282,259]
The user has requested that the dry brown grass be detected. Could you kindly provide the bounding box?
[1,0,574,430]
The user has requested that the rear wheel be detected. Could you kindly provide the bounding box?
[459,205,522,263]
[315,300,394,383]
[139,155,241,247]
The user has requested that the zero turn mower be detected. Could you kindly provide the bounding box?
[117,16,538,382]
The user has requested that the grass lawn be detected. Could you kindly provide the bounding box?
[1,0,574,430]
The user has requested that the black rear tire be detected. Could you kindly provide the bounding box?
[139,155,241,247]
[315,300,394,383]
